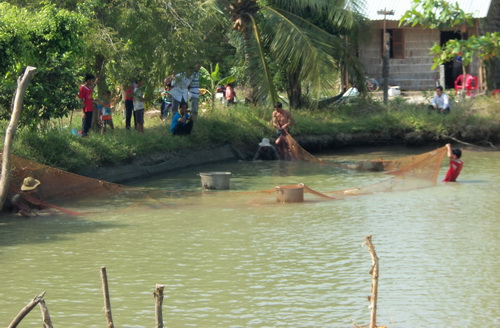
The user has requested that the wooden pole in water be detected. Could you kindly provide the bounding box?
[154,284,165,328]
[365,235,379,328]
[38,299,54,328]
[8,291,45,328]
[100,266,115,328]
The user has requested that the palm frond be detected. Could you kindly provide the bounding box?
[244,13,279,105]
[201,0,232,26]
[266,0,366,28]
[259,7,345,98]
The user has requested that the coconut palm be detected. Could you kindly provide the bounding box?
[204,0,368,108]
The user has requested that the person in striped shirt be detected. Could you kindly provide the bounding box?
[188,64,201,120]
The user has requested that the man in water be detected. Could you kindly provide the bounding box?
[443,143,463,182]
[272,102,294,160]
[6,177,46,217]
[253,138,279,160]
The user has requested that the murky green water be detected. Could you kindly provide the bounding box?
[1,147,498,327]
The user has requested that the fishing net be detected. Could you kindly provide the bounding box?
[7,154,126,201]
[274,136,447,199]
[2,141,447,213]
[286,135,323,163]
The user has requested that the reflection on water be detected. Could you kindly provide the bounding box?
[1,147,499,327]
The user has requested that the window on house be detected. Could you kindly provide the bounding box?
[382,29,405,59]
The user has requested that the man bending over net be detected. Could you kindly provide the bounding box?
[272,102,295,160]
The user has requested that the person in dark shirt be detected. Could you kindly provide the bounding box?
[253,138,279,160]
[7,177,45,217]
[170,101,193,135]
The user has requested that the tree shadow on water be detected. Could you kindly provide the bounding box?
[0,213,127,250]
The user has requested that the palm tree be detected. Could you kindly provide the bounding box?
[204,0,368,108]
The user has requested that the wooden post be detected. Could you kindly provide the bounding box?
[154,284,165,328]
[100,266,115,328]
[8,291,45,328]
[377,9,394,104]
[364,235,379,328]
[0,66,37,210]
[38,299,54,328]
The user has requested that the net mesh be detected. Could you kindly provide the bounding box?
[3,140,447,213]
[276,136,447,199]
[6,154,126,201]
[286,135,324,163]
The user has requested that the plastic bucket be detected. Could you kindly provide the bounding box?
[388,86,401,96]
[199,172,232,190]
[275,184,304,203]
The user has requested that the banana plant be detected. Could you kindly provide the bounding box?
[199,63,236,108]
[203,0,367,109]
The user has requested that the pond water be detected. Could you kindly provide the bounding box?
[0,146,498,328]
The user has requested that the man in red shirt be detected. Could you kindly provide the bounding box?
[77,74,95,137]
[443,143,463,182]
[124,80,136,130]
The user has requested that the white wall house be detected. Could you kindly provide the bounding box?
[358,0,496,91]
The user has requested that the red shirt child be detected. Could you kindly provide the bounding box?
[443,143,463,182]
[78,82,94,112]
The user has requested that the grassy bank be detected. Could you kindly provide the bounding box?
[4,95,500,172]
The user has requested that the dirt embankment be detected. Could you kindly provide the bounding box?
[77,131,496,184]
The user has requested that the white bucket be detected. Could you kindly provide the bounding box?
[276,183,304,203]
[199,172,232,190]
[388,86,401,96]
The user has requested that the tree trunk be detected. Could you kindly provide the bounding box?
[92,54,107,130]
[242,23,259,104]
[0,66,37,211]
[287,70,302,109]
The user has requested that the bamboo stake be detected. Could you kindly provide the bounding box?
[100,266,115,328]
[38,299,54,328]
[154,284,165,328]
[8,291,46,328]
[364,235,379,328]
[0,66,37,210]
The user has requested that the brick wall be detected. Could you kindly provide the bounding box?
[358,22,482,91]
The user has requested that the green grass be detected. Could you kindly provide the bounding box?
[3,95,499,172]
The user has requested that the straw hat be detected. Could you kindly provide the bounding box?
[21,177,41,191]
[259,138,272,147]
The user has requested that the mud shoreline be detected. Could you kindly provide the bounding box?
[78,132,496,184]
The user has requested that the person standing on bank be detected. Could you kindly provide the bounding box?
[170,72,192,115]
[272,102,294,160]
[78,74,95,137]
[430,86,451,113]
[188,64,201,120]
[133,79,145,133]
[124,80,136,130]
[225,83,236,106]
[443,143,463,182]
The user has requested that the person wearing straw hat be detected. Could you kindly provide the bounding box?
[253,138,279,161]
[7,177,45,217]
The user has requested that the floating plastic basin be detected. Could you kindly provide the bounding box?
[275,183,304,203]
[199,172,232,190]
